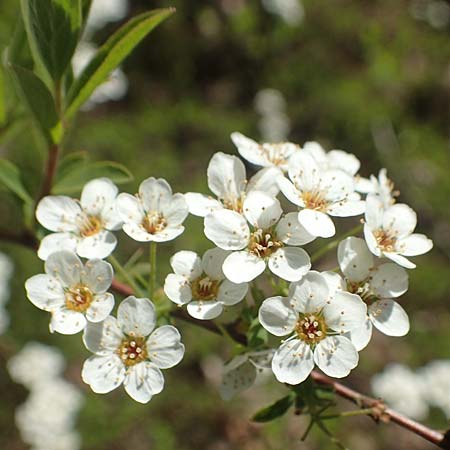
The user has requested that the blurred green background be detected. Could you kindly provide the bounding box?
[0,0,449,449]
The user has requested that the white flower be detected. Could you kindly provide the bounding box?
[230,132,299,172]
[204,190,313,283]
[419,360,450,418]
[116,177,188,242]
[185,152,281,217]
[371,363,428,420]
[278,151,365,238]
[7,342,66,389]
[164,248,248,320]
[259,271,367,384]
[337,237,410,350]
[85,0,129,34]
[364,195,433,269]
[82,296,184,403]
[25,251,115,335]
[219,350,274,400]
[36,178,121,260]
[72,42,128,110]
[261,0,304,26]
[358,168,398,207]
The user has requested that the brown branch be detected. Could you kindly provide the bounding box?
[111,277,450,449]
[0,229,38,249]
[38,143,59,201]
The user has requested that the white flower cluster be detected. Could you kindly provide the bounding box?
[372,360,450,420]
[0,252,13,334]
[7,342,84,450]
[26,131,433,404]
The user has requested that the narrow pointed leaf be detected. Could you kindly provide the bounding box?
[65,8,174,118]
[0,159,33,204]
[252,394,295,423]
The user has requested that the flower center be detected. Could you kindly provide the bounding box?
[301,190,328,211]
[79,215,103,237]
[346,280,378,305]
[142,211,167,234]
[248,229,283,258]
[373,229,396,252]
[295,313,327,345]
[261,143,290,166]
[64,285,93,312]
[118,336,148,366]
[191,275,220,301]
[222,194,245,213]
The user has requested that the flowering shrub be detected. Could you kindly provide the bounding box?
[0,2,444,449]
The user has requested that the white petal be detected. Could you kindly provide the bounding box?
[268,247,311,282]
[45,251,83,286]
[163,274,192,305]
[323,291,367,333]
[243,191,282,229]
[37,232,78,260]
[116,193,145,223]
[25,274,64,311]
[369,300,410,336]
[321,271,346,296]
[82,259,113,293]
[76,230,117,259]
[36,196,81,232]
[222,251,266,283]
[346,318,373,351]
[298,209,335,238]
[202,247,229,280]
[314,336,358,378]
[303,141,327,164]
[258,296,296,336]
[50,308,87,334]
[170,250,202,279]
[276,212,316,245]
[327,199,365,217]
[146,325,185,369]
[161,193,189,226]
[247,167,282,196]
[278,177,303,207]
[288,152,320,192]
[230,132,267,166]
[272,339,314,385]
[320,170,355,202]
[219,357,256,400]
[124,362,164,403]
[289,271,329,314]
[204,210,249,250]
[80,178,118,216]
[82,354,125,394]
[146,225,185,243]
[383,203,417,238]
[217,279,248,305]
[327,150,360,176]
[184,192,222,217]
[397,234,433,256]
[83,316,123,355]
[383,252,416,269]
[207,152,246,200]
[337,237,373,282]
[122,222,154,242]
[139,177,172,212]
[117,296,156,337]
[86,293,115,323]
[363,223,382,257]
[364,195,384,229]
[370,263,408,298]
[187,300,223,320]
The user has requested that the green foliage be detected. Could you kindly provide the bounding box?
[52,160,132,194]
[252,393,295,422]
[0,159,32,205]
[64,8,175,118]
[20,0,82,82]
[8,64,61,144]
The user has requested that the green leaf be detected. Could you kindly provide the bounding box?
[246,318,268,348]
[0,159,33,204]
[0,65,6,125]
[55,150,88,181]
[8,64,62,144]
[65,8,175,118]
[20,0,82,81]
[252,394,295,423]
[52,161,133,194]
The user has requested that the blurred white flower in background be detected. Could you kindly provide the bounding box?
[420,360,450,418]
[8,343,84,450]
[254,89,291,142]
[261,0,304,26]
[0,252,13,334]
[409,0,450,29]
[85,0,129,35]
[72,42,128,110]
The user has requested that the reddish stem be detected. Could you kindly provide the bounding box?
[38,143,59,201]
